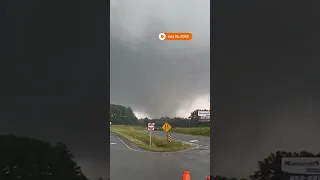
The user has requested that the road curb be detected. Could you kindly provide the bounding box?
[110,132,200,154]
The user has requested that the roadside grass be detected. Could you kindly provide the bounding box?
[171,127,210,136]
[111,125,145,130]
[110,125,191,152]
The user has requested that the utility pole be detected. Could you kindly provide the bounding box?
[188,114,193,128]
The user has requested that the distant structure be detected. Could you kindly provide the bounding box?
[189,109,210,125]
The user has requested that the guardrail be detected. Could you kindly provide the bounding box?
[182,171,210,180]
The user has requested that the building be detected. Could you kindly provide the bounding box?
[190,109,210,124]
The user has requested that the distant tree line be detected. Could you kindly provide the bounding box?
[110,104,209,127]
[140,116,191,128]
[110,104,139,125]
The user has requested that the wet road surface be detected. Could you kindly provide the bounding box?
[110,131,210,180]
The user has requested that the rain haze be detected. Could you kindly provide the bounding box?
[110,0,210,118]
[2,1,111,179]
[210,1,320,178]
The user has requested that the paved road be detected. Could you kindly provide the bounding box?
[144,130,210,147]
[110,132,209,180]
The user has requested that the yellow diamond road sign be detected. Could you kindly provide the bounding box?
[162,122,172,132]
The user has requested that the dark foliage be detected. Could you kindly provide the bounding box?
[0,134,89,180]
[0,133,317,180]
[110,104,209,127]
[110,104,139,125]
[212,150,320,180]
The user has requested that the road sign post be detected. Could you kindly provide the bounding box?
[162,122,172,132]
[162,122,172,142]
[148,123,155,146]
[168,134,172,142]
[149,129,152,146]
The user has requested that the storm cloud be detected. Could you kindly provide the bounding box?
[210,1,320,178]
[110,0,210,118]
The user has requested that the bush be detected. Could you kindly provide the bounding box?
[0,134,89,180]
[172,127,210,136]
[212,150,320,180]
[111,125,191,152]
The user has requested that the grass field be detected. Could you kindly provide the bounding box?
[110,125,191,152]
[170,127,210,136]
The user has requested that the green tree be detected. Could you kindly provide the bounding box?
[110,104,139,125]
[143,117,150,126]
[212,150,320,180]
[0,134,89,180]
[250,150,318,180]
[110,104,210,127]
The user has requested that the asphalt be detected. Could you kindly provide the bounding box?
[110,131,210,180]
[146,130,210,147]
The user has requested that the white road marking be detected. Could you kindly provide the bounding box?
[189,140,199,143]
[111,142,117,144]
[110,132,200,153]
[142,130,210,140]
[203,146,209,149]
[169,132,210,140]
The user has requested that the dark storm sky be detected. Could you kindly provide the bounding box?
[1,1,110,179]
[3,0,320,179]
[210,1,320,178]
[110,0,210,118]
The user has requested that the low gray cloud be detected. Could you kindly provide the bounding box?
[110,0,210,118]
[210,3,320,177]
